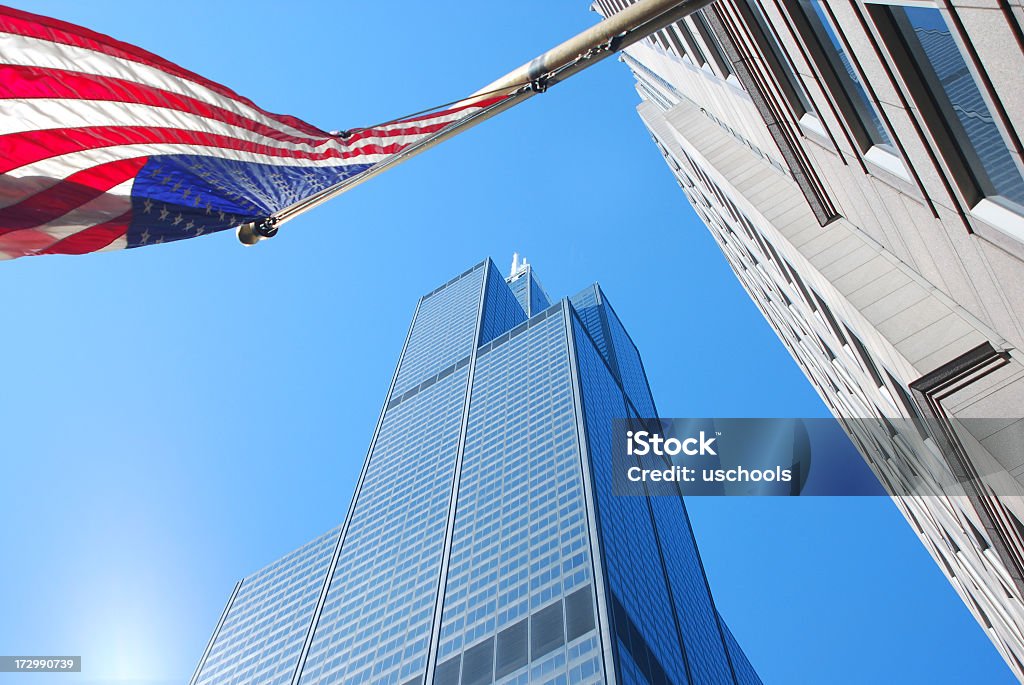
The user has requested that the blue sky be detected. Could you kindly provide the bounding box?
[0,2,1015,683]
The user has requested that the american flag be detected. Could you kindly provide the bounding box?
[0,5,509,260]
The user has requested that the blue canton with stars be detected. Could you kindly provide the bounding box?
[127,156,373,247]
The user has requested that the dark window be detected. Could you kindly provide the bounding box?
[461,638,494,685]
[494,619,528,680]
[565,585,596,641]
[811,290,849,347]
[741,0,816,117]
[888,372,929,440]
[530,601,565,660]
[787,264,817,311]
[964,516,992,552]
[845,326,885,390]
[435,656,461,685]
[693,10,734,77]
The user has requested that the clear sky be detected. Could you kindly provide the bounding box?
[0,2,1015,683]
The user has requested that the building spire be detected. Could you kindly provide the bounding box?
[510,252,530,278]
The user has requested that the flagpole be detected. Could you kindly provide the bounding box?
[469,0,717,96]
[270,0,717,230]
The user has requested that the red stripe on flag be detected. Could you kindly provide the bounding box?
[37,210,132,255]
[381,95,510,125]
[0,227,59,257]
[343,96,510,144]
[0,123,455,175]
[0,156,146,234]
[0,5,329,138]
[0,65,329,147]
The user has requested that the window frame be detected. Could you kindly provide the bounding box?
[689,9,736,81]
[864,0,1024,242]
[739,0,819,125]
[791,0,908,176]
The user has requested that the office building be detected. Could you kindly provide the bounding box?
[592,0,1024,678]
[190,256,761,685]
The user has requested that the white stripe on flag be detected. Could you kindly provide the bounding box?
[12,177,132,241]
[2,98,483,163]
[0,31,318,140]
[1,98,326,149]
[0,187,131,258]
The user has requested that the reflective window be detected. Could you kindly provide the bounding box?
[743,0,817,120]
[798,0,895,151]
[481,265,527,344]
[877,4,1024,212]
[436,308,604,685]
[691,10,734,78]
[528,272,552,316]
[572,313,690,685]
[393,262,486,395]
[194,528,341,685]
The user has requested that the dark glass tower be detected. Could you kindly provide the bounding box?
[191,258,760,685]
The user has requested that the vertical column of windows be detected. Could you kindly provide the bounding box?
[571,315,692,685]
[194,528,341,685]
[433,311,603,685]
[866,2,1024,234]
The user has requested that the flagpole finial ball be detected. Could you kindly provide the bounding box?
[237,218,279,247]
[237,222,262,246]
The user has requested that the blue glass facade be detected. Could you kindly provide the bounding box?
[192,258,760,685]
[508,265,552,318]
[192,527,342,685]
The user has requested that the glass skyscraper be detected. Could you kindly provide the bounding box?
[190,257,760,685]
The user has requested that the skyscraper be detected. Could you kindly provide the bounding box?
[190,256,761,685]
[592,0,1024,678]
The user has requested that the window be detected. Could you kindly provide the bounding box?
[742,0,818,122]
[691,9,734,79]
[886,370,929,441]
[661,24,691,62]
[811,289,849,349]
[671,19,708,67]
[796,1,898,156]
[868,3,1024,229]
[786,263,818,311]
[845,326,898,410]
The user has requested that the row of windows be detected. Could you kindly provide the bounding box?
[507,268,553,319]
[570,305,761,683]
[438,311,597,667]
[654,28,1024,654]
[671,145,930,436]
[300,261,539,684]
[701,180,1015,583]
[631,0,1023,239]
[644,14,1024,673]
[481,265,529,346]
[839,412,1024,674]
[569,285,657,418]
[594,0,735,81]
[571,315,692,685]
[196,528,341,685]
[394,265,485,396]
[298,367,472,685]
[746,0,1024,238]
